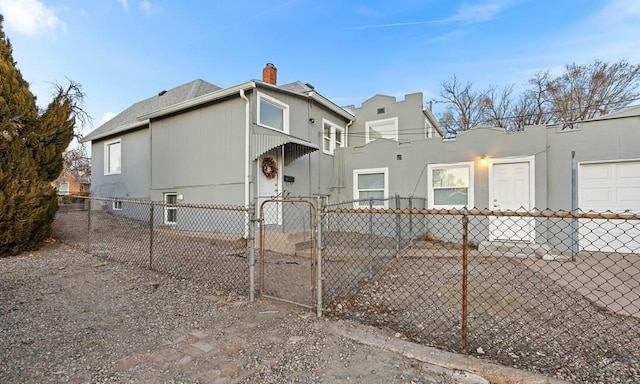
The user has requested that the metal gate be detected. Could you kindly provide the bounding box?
[258,198,321,313]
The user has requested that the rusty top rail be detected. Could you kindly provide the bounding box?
[71,195,250,212]
[323,206,640,220]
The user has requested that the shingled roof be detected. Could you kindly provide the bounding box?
[82,79,221,142]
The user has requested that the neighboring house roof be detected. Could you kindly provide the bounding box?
[422,107,446,137]
[588,104,640,121]
[82,79,221,142]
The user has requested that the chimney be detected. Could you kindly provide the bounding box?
[262,63,277,85]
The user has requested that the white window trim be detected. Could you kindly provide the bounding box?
[257,92,290,134]
[164,193,177,225]
[322,119,346,155]
[365,117,398,144]
[353,167,389,209]
[427,161,474,209]
[112,201,123,211]
[104,138,121,175]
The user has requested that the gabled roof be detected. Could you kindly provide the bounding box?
[138,80,355,122]
[82,79,221,142]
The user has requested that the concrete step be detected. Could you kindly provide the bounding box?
[260,230,314,256]
[478,240,551,258]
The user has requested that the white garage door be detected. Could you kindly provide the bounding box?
[579,161,640,253]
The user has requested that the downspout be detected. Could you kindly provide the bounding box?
[336,119,354,201]
[240,88,252,236]
[345,119,354,147]
[241,86,255,302]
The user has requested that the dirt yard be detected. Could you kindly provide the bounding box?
[1,239,494,384]
[43,207,640,383]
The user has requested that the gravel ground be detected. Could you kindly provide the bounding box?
[1,240,482,384]
[327,250,640,384]
[47,206,640,383]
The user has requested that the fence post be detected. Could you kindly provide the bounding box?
[461,208,469,355]
[571,151,578,261]
[149,202,154,270]
[86,198,91,254]
[395,194,401,256]
[368,198,373,278]
[408,196,414,246]
[249,204,256,302]
[316,207,324,318]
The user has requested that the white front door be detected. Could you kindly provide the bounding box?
[490,159,534,241]
[257,154,282,225]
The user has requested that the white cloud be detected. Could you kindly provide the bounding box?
[139,0,151,15]
[118,0,129,12]
[102,112,117,124]
[0,0,66,36]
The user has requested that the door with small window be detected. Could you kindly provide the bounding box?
[164,193,177,225]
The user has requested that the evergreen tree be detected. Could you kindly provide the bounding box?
[0,15,83,256]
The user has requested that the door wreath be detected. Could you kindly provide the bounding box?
[261,157,278,179]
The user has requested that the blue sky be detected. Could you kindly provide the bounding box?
[1,0,639,137]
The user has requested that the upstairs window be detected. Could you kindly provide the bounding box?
[104,138,121,175]
[365,117,398,143]
[323,124,332,153]
[322,119,346,155]
[335,127,344,148]
[258,92,289,134]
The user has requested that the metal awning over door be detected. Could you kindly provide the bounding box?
[252,134,319,165]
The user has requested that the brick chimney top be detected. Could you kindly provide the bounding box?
[262,63,277,85]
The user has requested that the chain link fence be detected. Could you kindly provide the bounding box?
[322,199,640,383]
[54,197,250,294]
[54,195,640,382]
[258,199,318,310]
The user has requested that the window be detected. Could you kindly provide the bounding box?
[59,181,69,195]
[353,168,389,208]
[335,127,344,148]
[112,201,123,210]
[322,119,346,155]
[258,92,289,133]
[427,162,474,209]
[164,193,177,224]
[104,138,121,175]
[365,117,398,143]
[323,124,332,153]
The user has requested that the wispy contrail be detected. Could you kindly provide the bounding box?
[345,17,467,30]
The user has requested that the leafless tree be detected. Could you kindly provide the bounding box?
[439,75,487,131]
[479,85,515,130]
[62,143,91,179]
[546,60,640,128]
[437,60,640,132]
